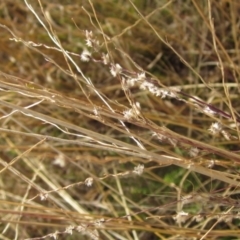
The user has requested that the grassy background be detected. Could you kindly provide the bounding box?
[1,0,240,239]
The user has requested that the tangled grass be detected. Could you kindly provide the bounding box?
[1,0,240,239]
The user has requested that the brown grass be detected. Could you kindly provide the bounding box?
[0,0,240,239]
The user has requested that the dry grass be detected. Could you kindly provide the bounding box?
[0,0,240,239]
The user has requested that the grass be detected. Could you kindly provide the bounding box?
[1,0,240,239]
